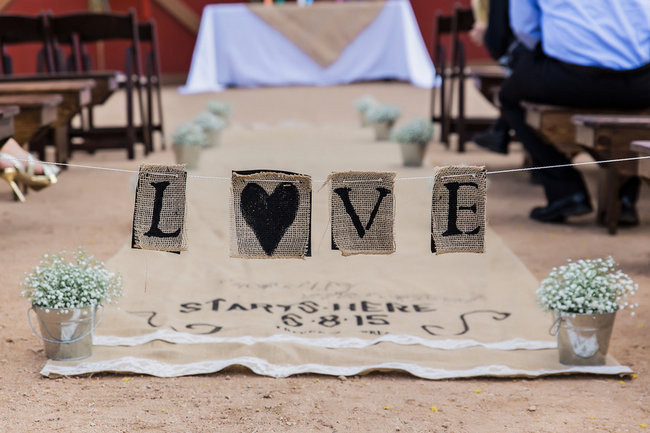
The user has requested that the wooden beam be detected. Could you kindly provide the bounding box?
[154,0,200,34]
[0,0,15,12]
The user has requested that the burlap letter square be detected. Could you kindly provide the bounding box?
[431,165,486,254]
[231,170,311,259]
[330,171,396,256]
[132,164,187,253]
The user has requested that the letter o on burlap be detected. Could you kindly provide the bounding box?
[431,165,486,254]
[231,170,312,259]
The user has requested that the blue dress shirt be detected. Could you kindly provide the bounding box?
[510,0,650,70]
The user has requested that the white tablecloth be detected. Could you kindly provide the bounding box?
[180,0,435,93]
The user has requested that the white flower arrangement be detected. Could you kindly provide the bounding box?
[365,104,401,124]
[537,257,638,315]
[171,122,207,147]
[393,118,434,144]
[193,111,226,132]
[207,100,232,118]
[21,248,123,312]
[354,95,378,114]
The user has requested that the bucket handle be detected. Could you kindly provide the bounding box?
[27,304,104,345]
[549,316,563,336]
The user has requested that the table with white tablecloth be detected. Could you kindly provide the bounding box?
[180,0,435,93]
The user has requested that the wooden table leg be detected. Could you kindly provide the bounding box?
[603,166,621,235]
[54,124,69,169]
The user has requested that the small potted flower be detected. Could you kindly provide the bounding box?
[21,248,123,360]
[537,257,638,366]
[171,122,207,170]
[207,100,233,124]
[354,95,378,127]
[365,104,401,141]
[392,118,434,167]
[193,111,226,148]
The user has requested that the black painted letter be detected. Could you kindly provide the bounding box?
[144,181,182,238]
[442,182,480,237]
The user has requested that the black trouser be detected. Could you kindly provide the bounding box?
[499,46,650,203]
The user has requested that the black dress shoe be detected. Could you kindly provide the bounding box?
[530,193,593,223]
[619,196,639,226]
[473,129,509,154]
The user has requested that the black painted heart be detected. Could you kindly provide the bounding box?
[240,182,300,256]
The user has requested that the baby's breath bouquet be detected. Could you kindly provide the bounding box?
[354,95,378,113]
[21,248,123,312]
[537,257,637,315]
[365,104,401,124]
[193,111,225,133]
[207,100,232,118]
[393,118,434,144]
[171,122,207,147]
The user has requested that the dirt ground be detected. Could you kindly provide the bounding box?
[0,83,648,432]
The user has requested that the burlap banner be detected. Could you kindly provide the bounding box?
[330,171,396,256]
[132,164,187,253]
[431,165,487,254]
[231,170,312,259]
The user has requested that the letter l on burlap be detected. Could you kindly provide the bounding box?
[132,164,187,253]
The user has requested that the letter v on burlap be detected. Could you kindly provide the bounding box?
[132,164,187,253]
[431,166,487,254]
[330,171,396,256]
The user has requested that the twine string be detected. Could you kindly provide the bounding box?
[4,155,650,183]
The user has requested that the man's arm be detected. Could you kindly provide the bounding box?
[510,0,541,50]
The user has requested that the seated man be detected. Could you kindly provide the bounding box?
[499,0,650,224]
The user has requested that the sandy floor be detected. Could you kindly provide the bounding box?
[0,83,648,432]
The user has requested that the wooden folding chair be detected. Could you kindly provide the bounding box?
[139,19,165,151]
[429,10,453,148]
[48,8,150,160]
[0,13,54,76]
[445,4,498,152]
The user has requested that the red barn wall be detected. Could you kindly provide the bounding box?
[2,0,489,79]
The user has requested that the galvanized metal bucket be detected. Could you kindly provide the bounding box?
[373,120,395,141]
[553,311,616,366]
[172,144,201,170]
[400,141,427,167]
[28,304,103,361]
[206,130,221,148]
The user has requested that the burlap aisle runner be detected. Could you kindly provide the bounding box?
[41,127,630,378]
[231,170,311,259]
[431,166,487,254]
[330,171,395,256]
[248,2,386,67]
[132,164,187,253]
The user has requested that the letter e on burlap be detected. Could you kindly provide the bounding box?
[132,164,187,253]
[431,166,486,254]
[330,171,396,256]
[231,170,312,259]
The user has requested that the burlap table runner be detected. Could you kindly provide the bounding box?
[248,2,386,67]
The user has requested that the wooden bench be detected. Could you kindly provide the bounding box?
[0,94,61,152]
[0,71,119,106]
[572,115,650,234]
[0,105,19,142]
[631,140,650,179]
[0,80,95,165]
[468,64,507,106]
